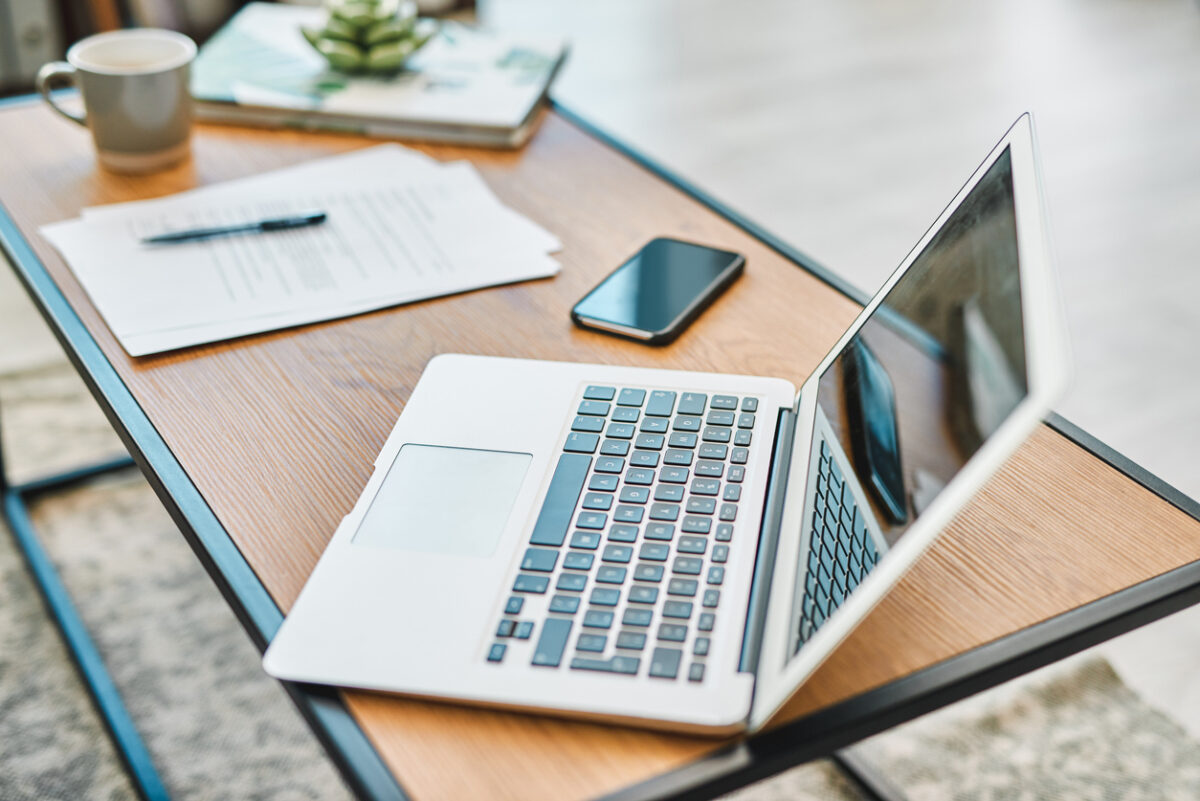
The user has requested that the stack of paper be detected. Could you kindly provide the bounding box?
[41,146,561,357]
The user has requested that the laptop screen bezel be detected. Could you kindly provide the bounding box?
[749,114,1070,731]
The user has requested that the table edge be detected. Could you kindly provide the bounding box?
[2,92,1198,801]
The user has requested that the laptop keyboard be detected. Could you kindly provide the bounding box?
[794,436,881,646]
[487,385,762,682]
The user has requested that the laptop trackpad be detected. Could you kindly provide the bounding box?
[352,444,532,557]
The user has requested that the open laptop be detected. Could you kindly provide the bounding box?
[263,114,1069,734]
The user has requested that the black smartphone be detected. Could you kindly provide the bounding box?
[571,237,744,345]
[842,336,909,525]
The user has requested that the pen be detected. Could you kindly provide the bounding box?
[140,211,328,244]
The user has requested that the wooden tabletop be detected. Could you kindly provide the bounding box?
[3,101,1200,801]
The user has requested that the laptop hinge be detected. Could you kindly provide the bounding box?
[738,405,796,674]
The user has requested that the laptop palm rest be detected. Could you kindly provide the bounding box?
[352,444,531,557]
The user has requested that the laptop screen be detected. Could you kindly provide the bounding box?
[789,147,1028,654]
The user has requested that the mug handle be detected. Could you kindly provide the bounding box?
[35,61,87,126]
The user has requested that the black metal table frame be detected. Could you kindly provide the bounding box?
[3,93,1200,801]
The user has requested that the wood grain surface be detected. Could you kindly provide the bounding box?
[3,101,1200,801]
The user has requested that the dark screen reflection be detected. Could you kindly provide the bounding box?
[790,149,1027,653]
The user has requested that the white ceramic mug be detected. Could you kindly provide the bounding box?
[36,29,196,174]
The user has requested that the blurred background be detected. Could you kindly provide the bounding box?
[2,1,1200,799]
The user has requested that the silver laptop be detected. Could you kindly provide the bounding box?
[263,115,1069,734]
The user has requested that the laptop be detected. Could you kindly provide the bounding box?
[263,114,1069,734]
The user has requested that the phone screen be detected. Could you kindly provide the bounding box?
[573,238,742,337]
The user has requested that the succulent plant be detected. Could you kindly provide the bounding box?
[302,0,438,74]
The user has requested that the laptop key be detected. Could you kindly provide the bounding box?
[660,467,690,484]
[612,406,640,423]
[530,453,591,546]
[572,416,605,433]
[557,573,587,592]
[505,596,524,615]
[514,574,550,593]
[617,388,647,407]
[563,551,594,570]
[626,467,656,485]
[673,556,703,575]
[734,430,752,446]
[699,443,728,460]
[702,426,731,443]
[741,397,758,412]
[706,410,735,426]
[712,544,730,563]
[688,663,705,682]
[522,548,559,572]
[646,390,677,417]
[488,643,506,662]
[577,633,607,652]
[582,492,613,511]
[694,461,724,479]
[686,497,717,515]
[497,619,515,637]
[606,423,636,439]
[571,655,640,674]
[570,530,601,550]
[731,447,749,464]
[515,622,534,640]
[550,594,581,614]
[669,431,699,449]
[600,439,630,457]
[723,485,741,502]
[619,485,651,504]
[716,524,734,541]
[728,465,746,483]
[645,523,675,541]
[623,608,654,627]
[664,449,694,466]
[673,415,703,432]
[698,612,716,632]
[634,563,665,581]
[639,543,671,561]
[576,511,607,530]
[608,524,638,543]
[629,585,659,604]
[589,474,619,492]
[708,566,725,585]
[655,484,685,502]
[595,456,625,474]
[649,502,680,521]
[584,385,616,401]
[635,433,666,451]
[663,600,693,619]
[596,566,627,584]
[578,400,610,416]
[691,478,720,496]
[532,618,572,666]
[682,516,711,534]
[639,417,669,434]
[738,413,756,429]
[703,589,721,608]
[678,535,707,554]
[711,395,738,410]
[614,505,644,523]
[650,647,683,679]
[657,625,688,643]
[667,578,698,596]
[603,544,634,563]
[719,504,738,522]
[693,637,710,656]
[630,450,659,468]
[616,631,648,651]
[565,432,600,453]
[583,609,615,628]
[678,393,707,415]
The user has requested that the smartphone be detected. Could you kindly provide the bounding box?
[571,238,745,345]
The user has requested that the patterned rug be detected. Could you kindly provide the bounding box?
[3,361,1199,801]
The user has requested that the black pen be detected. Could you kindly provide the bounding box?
[140,211,328,244]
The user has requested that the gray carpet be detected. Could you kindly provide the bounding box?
[3,360,1200,801]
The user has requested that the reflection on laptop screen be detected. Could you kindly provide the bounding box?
[789,147,1027,654]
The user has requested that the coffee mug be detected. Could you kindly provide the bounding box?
[36,29,196,174]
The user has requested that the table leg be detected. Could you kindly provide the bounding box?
[0,406,168,801]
